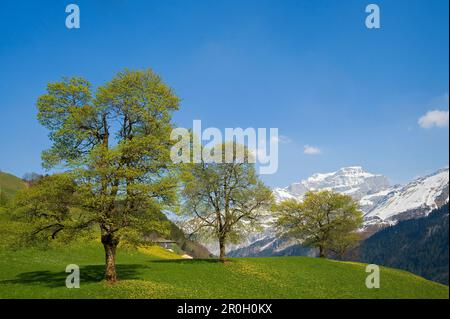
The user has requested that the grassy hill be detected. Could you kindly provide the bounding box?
[0,171,447,298]
[0,171,26,204]
[0,242,447,299]
[0,170,210,258]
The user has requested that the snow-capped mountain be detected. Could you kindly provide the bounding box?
[229,166,449,257]
[274,166,390,203]
[363,168,449,222]
[274,166,448,221]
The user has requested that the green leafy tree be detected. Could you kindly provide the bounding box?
[180,142,274,262]
[16,69,179,282]
[0,188,9,207]
[274,190,363,258]
[327,230,362,260]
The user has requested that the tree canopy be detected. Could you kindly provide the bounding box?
[16,69,180,281]
[274,190,363,258]
[180,142,274,262]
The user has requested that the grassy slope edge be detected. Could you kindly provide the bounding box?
[0,242,447,299]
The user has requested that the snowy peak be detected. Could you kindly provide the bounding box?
[273,187,298,201]
[230,167,449,258]
[273,166,449,223]
[364,168,449,221]
[303,166,389,198]
[275,166,390,200]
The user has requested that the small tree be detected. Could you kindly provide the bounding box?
[15,69,179,282]
[274,190,363,258]
[180,143,274,262]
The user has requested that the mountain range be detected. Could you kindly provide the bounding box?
[229,166,449,257]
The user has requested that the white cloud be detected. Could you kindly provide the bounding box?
[418,110,449,128]
[303,145,321,155]
[271,135,292,144]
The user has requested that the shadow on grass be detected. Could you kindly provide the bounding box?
[0,264,146,288]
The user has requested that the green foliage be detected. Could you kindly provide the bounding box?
[180,142,274,260]
[16,69,180,281]
[274,190,363,258]
[0,211,34,250]
[0,241,447,298]
[0,191,9,207]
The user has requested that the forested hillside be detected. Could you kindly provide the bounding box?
[358,204,449,285]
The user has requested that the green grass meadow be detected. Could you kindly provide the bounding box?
[0,242,447,299]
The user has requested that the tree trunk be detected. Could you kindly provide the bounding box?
[219,238,226,263]
[318,245,326,258]
[101,233,119,282]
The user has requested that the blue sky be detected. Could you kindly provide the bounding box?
[0,0,448,187]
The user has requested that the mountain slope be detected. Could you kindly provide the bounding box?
[0,171,26,205]
[357,204,449,285]
[274,166,390,203]
[229,237,314,257]
[364,168,449,222]
[0,171,26,196]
